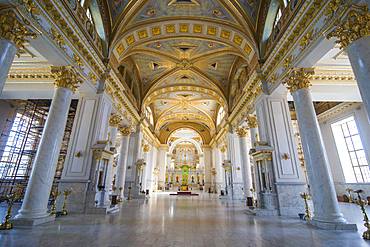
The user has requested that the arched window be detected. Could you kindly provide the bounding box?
[145,106,154,126]
[273,8,282,28]
[79,0,86,7]
[86,8,93,22]
[216,106,225,126]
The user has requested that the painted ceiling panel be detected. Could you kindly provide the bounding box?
[237,0,261,24]
[109,0,130,23]
[131,53,177,91]
[131,0,237,25]
[193,54,237,92]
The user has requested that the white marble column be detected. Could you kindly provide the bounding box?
[203,146,212,191]
[123,125,144,198]
[328,7,370,120]
[0,11,35,94]
[116,127,130,198]
[157,145,168,190]
[286,68,355,230]
[247,115,259,148]
[106,114,121,198]
[236,127,253,198]
[142,143,152,192]
[14,66,80,225]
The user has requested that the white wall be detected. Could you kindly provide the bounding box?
[319,103,370,196]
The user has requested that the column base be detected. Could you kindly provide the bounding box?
[309,219,357,231]
[12,215,55,226]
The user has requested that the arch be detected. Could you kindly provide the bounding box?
[158,122,212,144]
[169,138,203,155]
[112,20,256,61]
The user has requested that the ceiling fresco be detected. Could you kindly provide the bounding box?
[131,0,237,25]
[107,0,264,142]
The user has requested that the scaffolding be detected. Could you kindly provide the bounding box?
[0,99,77,198]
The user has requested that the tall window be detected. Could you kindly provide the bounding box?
[273,8,282,28]
[216,106,225,126]
[331,116,370,183]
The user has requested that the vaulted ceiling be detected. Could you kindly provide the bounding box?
[102,0,265,143]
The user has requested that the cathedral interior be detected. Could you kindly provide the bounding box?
[0,0,370,246]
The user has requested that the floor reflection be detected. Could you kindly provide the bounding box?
[0,193,369,247]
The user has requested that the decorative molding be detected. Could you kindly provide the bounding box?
[327,5,370,49]
[284,68,315,93]
[0,10,36,52]
[51,66,82,92]
[317,102,362,123]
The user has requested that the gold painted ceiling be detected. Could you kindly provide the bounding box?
[103,0,264,143]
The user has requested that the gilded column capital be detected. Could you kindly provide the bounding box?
[327,5,370,49]
[51,66,82,92]
[109,114,122,127]
[284,68,315,93]
[236,127,249,138]
[0,10,36,50]
[246,114,258,129]
[118,126,131,136]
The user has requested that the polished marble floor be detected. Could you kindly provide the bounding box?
[0,193,369,247]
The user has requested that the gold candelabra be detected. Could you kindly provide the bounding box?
[354,190,370,240]
[346,188,354,203]
[0,185,23,230]
[61,189,72,216]
[50,190,61,216]
[127,186,132,200]
[117,187,123,202]
[250,188,256,207]
[300,192,311,221]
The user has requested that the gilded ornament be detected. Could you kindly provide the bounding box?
[126,35,135,45]
[51,66,82,92]
[325,0,343,17]
[142,143,150,153]
[193,24,202,33]
[327,5,370,49]
[21,0,40,15]
[73,54,83,67]
[138,29,148,39]
[236,127,248,137]
[109,114,122,127]
[0,11,36,51]
[299,30,313,50]
[284,68,314,93]
[246,115,258,129]
[119,126,131,136]
[51,28,65,49]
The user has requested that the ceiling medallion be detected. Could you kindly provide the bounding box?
[177,59,192,69]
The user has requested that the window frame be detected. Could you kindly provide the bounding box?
[329,113,370,183]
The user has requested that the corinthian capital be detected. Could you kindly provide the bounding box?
[284,68,314,93]
[51,66,82,92]
[246,114,258,129]
[236,127,249,137]
[119,126,131,136]
[327,5,370,49]
[109,114,122,127]
[0,11,36,50]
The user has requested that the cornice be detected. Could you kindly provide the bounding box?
[317,102,361,123]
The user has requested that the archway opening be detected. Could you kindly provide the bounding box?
[164,128,205,191]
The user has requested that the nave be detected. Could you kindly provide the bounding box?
[0,193,368,247]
